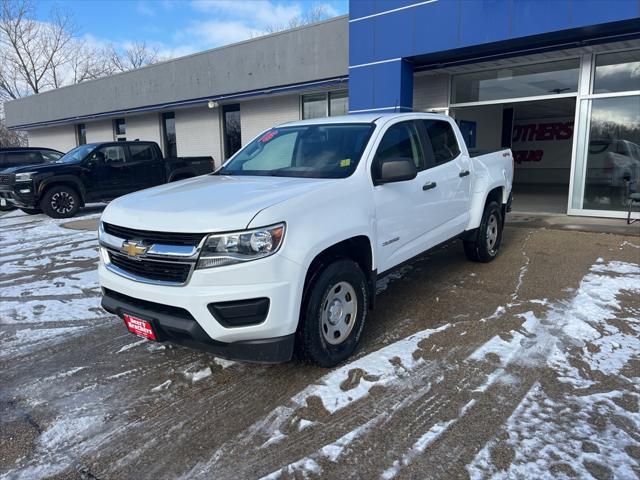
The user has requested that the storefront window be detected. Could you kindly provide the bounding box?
[451,59,580,104]
[302,93,327,119]
[593,50,640,94]
[223,104,241,159]
[76,123,86,146]
[162,112,177,157]
[582,95,640,211]
[329,91,348,116]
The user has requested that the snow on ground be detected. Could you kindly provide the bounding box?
[467,260,640,479]
[0,211,103,358]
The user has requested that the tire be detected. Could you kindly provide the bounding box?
[0,204,16,212]
[40,185,80,218]
[296,259,369,367]
[464,200,503,263]
[19,207,42,215]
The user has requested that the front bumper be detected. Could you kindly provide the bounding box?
[101,288,294,363]
[98,251,306,363]
[0,183,38,208]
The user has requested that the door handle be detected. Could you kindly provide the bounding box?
[459,170,470,177]
[423,181,437,191]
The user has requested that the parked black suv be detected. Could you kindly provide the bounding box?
[0,141,214,218]
[0,147,65,211]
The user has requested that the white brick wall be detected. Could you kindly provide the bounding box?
[86,120,114,143]
[127,113,162,145]
[240,94,300,145]
[413,73,450,111]
[27,125,76,152]
[175,106,222,165]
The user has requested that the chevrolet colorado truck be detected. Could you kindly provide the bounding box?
[99,113,513,367]
[0,141,214,218]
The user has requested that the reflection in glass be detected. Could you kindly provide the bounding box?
[329,91,348,116]
[302,93,327,119]
[162,112,177,157]
[223,104,242,159]
[583,96,640,211]
[451,59,580,103]
[593,50,640,94]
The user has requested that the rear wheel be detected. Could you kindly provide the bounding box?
[296,259,368,367]
[40,185,80,218]
[464,200,503,263]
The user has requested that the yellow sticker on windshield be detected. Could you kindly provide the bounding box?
[340,159,351,167]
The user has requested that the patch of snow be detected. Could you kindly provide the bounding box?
[382,420,454,480]
[291,323,451,414]
[213,357,235,369]
[298,419,314,431]
[151,380,172,392]
[117,339,147,353]
[185,367,212,382]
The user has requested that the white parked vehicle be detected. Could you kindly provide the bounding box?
[99,113,513,367]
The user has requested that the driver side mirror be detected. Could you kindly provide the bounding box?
[376,157,418,185]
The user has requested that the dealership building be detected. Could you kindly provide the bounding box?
[4,0,640,219]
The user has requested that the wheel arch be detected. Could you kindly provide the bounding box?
[301,235,376,312]
[38,177,86,206]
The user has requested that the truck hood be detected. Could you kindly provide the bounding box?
[101,174,335,232]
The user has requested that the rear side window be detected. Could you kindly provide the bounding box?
[0,151,43,167]
[129,144,155,161]
[422,120,460,166]
[373,121,425,175]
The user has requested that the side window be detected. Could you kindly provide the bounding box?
[129,144,155,161]
[423,120,461,166]
[97,145,126,164]
[373,121,424,176]
[4,152,42,166]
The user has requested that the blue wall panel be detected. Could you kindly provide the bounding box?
[458,0,512,47]
[349,60,413,112]
[412,0,461,55]
[349,0,640,112]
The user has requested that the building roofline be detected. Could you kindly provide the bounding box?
[9,76,349,130]
[4,14,349,105]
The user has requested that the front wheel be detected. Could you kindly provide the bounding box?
[296,259,368,367]
[40,185,81,218]
[464,200,503,263]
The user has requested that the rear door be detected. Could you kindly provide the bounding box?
[127,143,164,190]
[418,119,472,246]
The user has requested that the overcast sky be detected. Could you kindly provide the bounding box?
[37,0,348,59]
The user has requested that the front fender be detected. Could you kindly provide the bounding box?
[37,175,86,203]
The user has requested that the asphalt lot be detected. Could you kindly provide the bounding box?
[1,207,639,479]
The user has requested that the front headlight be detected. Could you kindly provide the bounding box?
[196,223,285,269]
[14,172,35,182]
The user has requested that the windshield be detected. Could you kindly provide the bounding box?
[56,144,96,163]
[218,123,375,178]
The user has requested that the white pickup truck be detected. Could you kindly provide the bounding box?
[99,113,513,367]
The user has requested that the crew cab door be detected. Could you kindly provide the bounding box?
[127,143,165,190]
[85,144,132,200]
[417,119,472,246]
[371,120,433,272]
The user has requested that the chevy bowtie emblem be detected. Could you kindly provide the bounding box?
[121,240,148,258]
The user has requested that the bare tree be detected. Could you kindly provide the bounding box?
[0,116,27,146]
[0,0,76,98]
[264,5,331,34]
[108,41,162,73]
